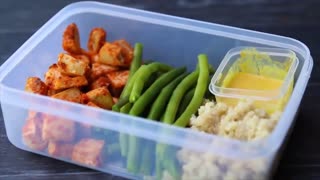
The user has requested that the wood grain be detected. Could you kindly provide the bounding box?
[0,0,319,179]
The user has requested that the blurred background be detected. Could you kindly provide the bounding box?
[0,0,319,179]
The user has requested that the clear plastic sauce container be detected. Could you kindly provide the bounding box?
[209,47,299,114]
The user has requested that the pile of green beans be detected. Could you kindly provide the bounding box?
[111,42,212,178]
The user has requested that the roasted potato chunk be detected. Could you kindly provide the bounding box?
[51,88,82,103]
[87,28,106,54]
[57,53,89,76]
[25,77,48,95]
[62,23,82,54]
[86,87,114,109]
[113,39,133,66]
[48,142,74,159]
[45,64,88,90]
[22,117,48,151]
[71,138,105,167]
[90,76,110,90]
[90,63,118,80]
[42,115,75,142]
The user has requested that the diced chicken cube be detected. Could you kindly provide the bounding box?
[51,88,82,103]
[107,70,129,97]
[72,54,91,66]
[42,115,75,142]
[62,23,82,54]
[71,138,105,167]
[113,39,133,66]
[45,64,88,90]
[48,142,74,159]
[98,42,124,66]
[25,77,48,95]
[90,76,110,90]
[113,97,119,104]
[90,54,100,64]
[86,87,114,109]
[106,70,129,89]
[57,53,89,76]
[90,63,118,80]
[22,117,48,151]
[87,28,106,54]
[47,89,63,96]
[87,101,101,108]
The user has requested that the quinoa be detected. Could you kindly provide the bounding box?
[190,100,281,141]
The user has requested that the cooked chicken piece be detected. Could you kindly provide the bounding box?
[57,53,89,76]
[86,87,114,109]
[72,138,105,167]
[107,70,129,97]
[90,63,118,80]
[48,141,74,159]
[113,39,133,66]
[45,64,88,90]
[51,88,82,103]
[87,28,106,54]
[22,117,48,151]
[25,77,48,95]
[42,114,75,142]
[90,76,110,90]
[62,23,82,54]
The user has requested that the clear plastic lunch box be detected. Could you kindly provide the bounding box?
[0,1,313,180]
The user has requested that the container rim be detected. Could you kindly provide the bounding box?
[0,1,314,158]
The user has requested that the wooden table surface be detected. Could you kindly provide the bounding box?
[0,0,319,179]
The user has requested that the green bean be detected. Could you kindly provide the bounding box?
[126,67,186,172]
[112,65,146,112]
[127,135,141,173]
[139,141,155,175]
[156,153,163,180]
[174,54,209,127]
[120,43,143,99]
[129,67,186,116]
[177,87,196,118]
[129,62,173,103]
[147,73,188,121]
[162,70,199,124]
[119,103,132,157]
[111,96,129,112]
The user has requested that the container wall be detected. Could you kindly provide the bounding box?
[1,98,274,180]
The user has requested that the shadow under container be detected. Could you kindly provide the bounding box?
[0,1,313,180]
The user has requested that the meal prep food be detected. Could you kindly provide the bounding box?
[21,22,296,180]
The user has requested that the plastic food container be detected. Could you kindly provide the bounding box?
[0,2,313,180]
[209,47,299,114]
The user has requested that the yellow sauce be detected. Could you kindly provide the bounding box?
[226,72,283,91]
[216,48,294,114]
